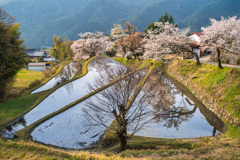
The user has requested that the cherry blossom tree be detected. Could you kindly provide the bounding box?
[71,32,110,60]
[109,23,143,59]
[201,16,240,69]
[123,32,143,60]
[109,24,127,55]
[124,21,136,35]
[143,22,201,64]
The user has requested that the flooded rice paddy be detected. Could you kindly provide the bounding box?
[129,70,226,138]
[31,70,147,149]
[31,61,82,94]
[2,57,226,150]
[31,69,226,149]
[2,57,123,138]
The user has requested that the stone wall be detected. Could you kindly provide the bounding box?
[210,50,240,65]
[167,60,240,126]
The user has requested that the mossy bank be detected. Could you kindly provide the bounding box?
[167,60,240,128]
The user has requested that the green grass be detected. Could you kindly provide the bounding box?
[10,69,44,94]
[172,60,240,120]
[0,92,45,128]
[114,57,140,65]
[114,57,162,70]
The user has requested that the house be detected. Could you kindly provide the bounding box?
[43,55,56,62]
[187,32,211,57]
[25,49,48,60]
[28,62,46,71]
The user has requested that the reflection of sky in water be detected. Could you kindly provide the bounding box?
[31,70,146,149]
[32,62,80,94]
[3,57,121,139]
[31,98,108,149]
[132,97,216,138]
[31,69,225,149]
[129,72,222,138]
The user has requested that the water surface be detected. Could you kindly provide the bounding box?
[31,70,147,149]
[2,57,123,138]
[32,62,82,94]
[30,69,226,149]
[128,70,226,138]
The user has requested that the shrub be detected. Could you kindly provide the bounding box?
[226,59,229,64]
[28,79,42,89]
[43,69,51,78]
[46,61,57,67]
[43,66,58,78]
[237,58,240,65]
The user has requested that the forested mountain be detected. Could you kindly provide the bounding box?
[1,0,239,48]
[178,0,240,33]
[127,0,213,32]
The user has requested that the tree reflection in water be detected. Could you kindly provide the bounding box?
[148,70,197,130]
[56,61,82,85]
[3,117,27,138]
[144,69,214,133]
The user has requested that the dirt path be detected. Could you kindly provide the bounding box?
[188,55,240,68]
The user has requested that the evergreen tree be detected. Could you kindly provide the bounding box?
[0,9,26,100]
[145,12,177,34]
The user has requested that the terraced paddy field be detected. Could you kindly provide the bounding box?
[1,56,239,159]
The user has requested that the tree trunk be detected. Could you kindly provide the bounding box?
[217,49,223,69]
[119,128,127,151]
[134,54,137,59]
[191,51,200,65]
[134,54,140,61]
[212,127,217,137]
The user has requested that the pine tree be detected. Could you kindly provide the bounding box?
[145,12,177,33]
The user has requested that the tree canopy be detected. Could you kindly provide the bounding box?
[0,8,26,100]
[109,22,143,60]
[201,16,240,69]
[144,12,177,34]
[50,35,73,62]
[71,32,109,60]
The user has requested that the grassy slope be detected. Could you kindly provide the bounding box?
[1,136,240,159]
[0,60,84,129]
[11,69,44,94]
[0,139,126,160]
[0,92,46,128]
[1,69,44,128]
[170,60,240,120]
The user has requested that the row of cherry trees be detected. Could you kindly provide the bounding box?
[71,22,144,60]
[71,16,240,69]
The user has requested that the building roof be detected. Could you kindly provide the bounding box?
[28,51,47,57]
[25,49,47,57]
[187,32,204,37]
[25,49,35,53]
[28,62,46,66]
